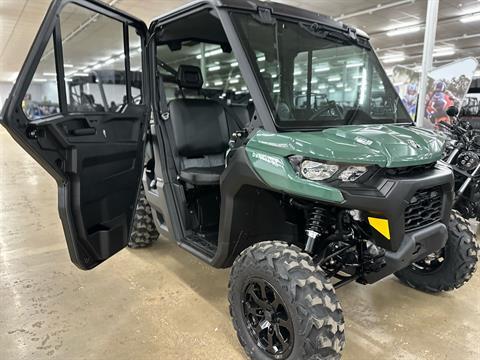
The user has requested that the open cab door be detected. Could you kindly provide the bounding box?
[0,0,150,269]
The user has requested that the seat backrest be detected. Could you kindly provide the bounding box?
[169,98,230,159]
[166,65,233,173]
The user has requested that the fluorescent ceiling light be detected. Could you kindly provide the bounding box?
[386,25,421,37]
[327,75,341,82]
[214,80,223,86]
[104,58,116,65]
[229,78,239,84]
[460,13,480,23]
[196,48,223,59]
[294,70,302,76]
[318,84,327,90]
[314,66,330,72]
[73,73,89,77]
[257,56,266,62]
[381,54,406,63]
[208,65,221,72]
[43,72,56,76]
[346,62,363,68]
[336,83,343,88]
[33,78,47,82]
[329,88,335,93]
[230,61,239,67]
[64,64,74,68]
[433,48,455,57]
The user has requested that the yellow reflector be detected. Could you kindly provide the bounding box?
[368,217,391,240]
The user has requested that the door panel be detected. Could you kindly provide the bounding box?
[0,0,149,269]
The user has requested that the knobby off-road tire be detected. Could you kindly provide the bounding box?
[127,187,159,248]
[229,241,345,360]
[395,210,478,292]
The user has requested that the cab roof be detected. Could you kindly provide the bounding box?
[150,0,369,39]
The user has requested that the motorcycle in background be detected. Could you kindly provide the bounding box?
[441,106,480,220]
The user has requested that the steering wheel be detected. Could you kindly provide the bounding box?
[308,101,344,121]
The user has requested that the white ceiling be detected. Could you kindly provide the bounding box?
[1,0,480,82]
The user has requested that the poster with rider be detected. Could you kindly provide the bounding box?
[391,66,420,121]
[424,57,478,129]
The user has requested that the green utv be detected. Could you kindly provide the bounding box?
[1,0,478,358]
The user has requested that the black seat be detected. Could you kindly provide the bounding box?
[179,166,225,185]
[168,65,230,186]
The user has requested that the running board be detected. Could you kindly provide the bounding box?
[178,232,218,263]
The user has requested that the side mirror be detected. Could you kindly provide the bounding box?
[446,106,459,117]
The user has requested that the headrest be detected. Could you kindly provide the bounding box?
[177,65,203,89]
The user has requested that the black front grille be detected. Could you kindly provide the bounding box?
[384,163,436,177]
[404,186,443,231]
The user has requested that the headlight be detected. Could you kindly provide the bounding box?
[337,166,368,182]
[289,156,368,182]
[300,160,339,181]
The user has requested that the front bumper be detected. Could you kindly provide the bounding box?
[363,221,448,283]
[339,161,454,252]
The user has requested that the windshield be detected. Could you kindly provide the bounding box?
[231,13,411,128]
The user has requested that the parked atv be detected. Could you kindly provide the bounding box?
[441,106,480,220]
[1,0,478,359]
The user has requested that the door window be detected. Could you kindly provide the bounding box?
[60,3,127,113]
[129,26,142,104]
[22,36,60,120]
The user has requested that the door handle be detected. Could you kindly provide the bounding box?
[70,128,96,136]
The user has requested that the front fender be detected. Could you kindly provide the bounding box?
[245,147,344,204]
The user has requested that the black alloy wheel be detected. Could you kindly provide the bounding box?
[242,278,294,358]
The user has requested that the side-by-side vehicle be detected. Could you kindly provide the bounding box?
[1,0,478,359]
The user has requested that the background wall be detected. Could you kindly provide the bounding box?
[0,82,13,108]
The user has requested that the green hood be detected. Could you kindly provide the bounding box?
[247,124,445,168]
[244,125,446,203]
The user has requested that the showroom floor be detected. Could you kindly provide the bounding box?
[0,126,479,360]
